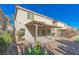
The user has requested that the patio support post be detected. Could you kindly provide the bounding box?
[59,28,61,38]
[35,24,38,42]
[51,28,52,40]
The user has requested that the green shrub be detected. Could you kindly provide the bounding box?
[0,31,12,54]
[75,38,79,43]
[25,41,48,55]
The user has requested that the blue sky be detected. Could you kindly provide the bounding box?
[0,4,79,29]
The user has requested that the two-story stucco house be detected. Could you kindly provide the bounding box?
[14,6,60,44]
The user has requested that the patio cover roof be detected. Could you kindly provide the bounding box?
[26,21,61,28]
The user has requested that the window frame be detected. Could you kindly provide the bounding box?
[42,30,45,36]
[47,29,51,35]
[27,12,34,20]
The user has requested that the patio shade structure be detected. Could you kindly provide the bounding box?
[26,21,61,42]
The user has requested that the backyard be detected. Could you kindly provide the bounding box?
[0,30,79,55]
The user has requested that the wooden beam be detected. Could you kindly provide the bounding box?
[51,28,52,40]
[35,24,38,42]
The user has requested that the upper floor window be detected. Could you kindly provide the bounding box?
[27,12,34,20]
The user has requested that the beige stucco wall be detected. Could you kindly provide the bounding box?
[51,28,61,37]
[56,22,69,29]
[34,14,53,26]
[15,9,35,44]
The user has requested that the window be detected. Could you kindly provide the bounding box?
[47,29,51,35]
[48,29,50,33]
[52,28,54,31]
[42,30,45,36]
[52,33,55,36]
[27,12,34,20]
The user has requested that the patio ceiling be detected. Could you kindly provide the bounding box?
[26,21,61,28]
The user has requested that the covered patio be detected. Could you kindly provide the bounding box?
[25,21,55,44]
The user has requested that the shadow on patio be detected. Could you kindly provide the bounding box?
[55,39,79,55]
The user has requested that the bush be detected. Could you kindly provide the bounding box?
[75,38,79,43]
[0,37,7,54]
[75,36,79,43]
[0,31,12,54]
[25,41,48,55]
